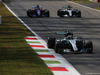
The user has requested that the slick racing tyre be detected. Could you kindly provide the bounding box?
[60,11,64,17]
[45,9,50,17]
[85,41,93,53]
[55,42,63,54]
[46,11,50,17]
[60,12,64,17]
[27,9,33,17]
[77,11,81,18]
[57,9,61,16]
[47,37,56,48]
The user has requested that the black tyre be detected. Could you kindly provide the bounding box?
[55,42,63,53]
[57,9,61,16]
[46,11,50,17]
[47,37,56,48]
[85,41,93,53]
[60,13,64,17]
[27,9,33,17]
[44,9,50,17]
[60,11,64,17]
[77,11,81,18]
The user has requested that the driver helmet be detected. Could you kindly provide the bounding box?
[37,5,40,9]
[65,30,73,39]
[66,30,73,36]
[67,35,72,39]
[67,5,71,10]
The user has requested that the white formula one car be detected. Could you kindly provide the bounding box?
[57,5,81,17]
[47,31,93,54]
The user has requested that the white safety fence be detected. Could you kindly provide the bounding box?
[0,16,1,24]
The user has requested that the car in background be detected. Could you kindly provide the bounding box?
[57,5,81,18]
[27,5,50,17]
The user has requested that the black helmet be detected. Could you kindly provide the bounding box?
[37,5,39,8]
[65,30,73,37]
[67,5,71,10]
[66,30,73,35]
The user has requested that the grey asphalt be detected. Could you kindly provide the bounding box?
[3,0,100,75]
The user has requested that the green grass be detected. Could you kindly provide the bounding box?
[44,60,61,64]
[34,49,49,52]
[0,2,53,75]
[95,7,100,10]
[70,0,94,4]
[27,41,41,44]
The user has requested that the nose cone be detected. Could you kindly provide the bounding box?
[37,10,41,16]
[68,10,72,16]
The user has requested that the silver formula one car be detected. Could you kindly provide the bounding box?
[57,5,81,17]
[27,5,50,17]
[47,31,93,54]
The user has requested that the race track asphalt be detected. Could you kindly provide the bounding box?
[4,0,100,75]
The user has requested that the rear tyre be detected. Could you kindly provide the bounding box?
[60,13,64,17]
[46,11,50,17]
[47,37,56,48]
[85,41,93,54]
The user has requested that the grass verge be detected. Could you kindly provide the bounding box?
[70,0,100,11]
[0,2,53,75]
[70,0,94,4]
[95,7,100,10]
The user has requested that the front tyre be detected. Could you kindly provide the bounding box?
[55,42,63,53]
[57,9,61,16]
[27,9,33,17]
[77,11,81,18]
[46,11,50,17]
[85,41,93,54]
[47,37,56,48]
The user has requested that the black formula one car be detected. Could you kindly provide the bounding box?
[27,5,50,17]
[47,31,93,54]
[57,5,81,17]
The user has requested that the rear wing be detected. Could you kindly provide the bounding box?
[55,31,73,37]
[55,32,67,35]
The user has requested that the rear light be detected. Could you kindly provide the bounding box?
[42,9,45,11]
